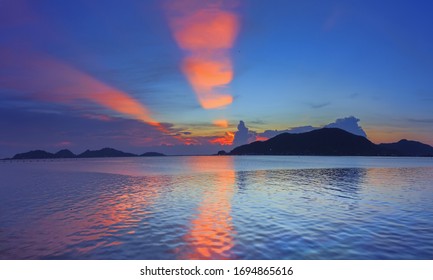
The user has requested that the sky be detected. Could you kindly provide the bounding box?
[1,0,433,157]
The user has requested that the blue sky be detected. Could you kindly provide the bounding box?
[1,0,432,157]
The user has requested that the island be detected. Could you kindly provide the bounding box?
[7,148,166,160]
[229,128,433,156]
[5,128,433,159]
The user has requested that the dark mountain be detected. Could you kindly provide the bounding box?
[12,150,55,159]
[379,139,433,156]
[54,149,76,158]
[140,152,166,157]
[77,148,137,158]
[230,128,384,156]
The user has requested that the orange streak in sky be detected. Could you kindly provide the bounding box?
[40,59,162,130]
[213,119,229,128]
[165,0,239,109]
[0,49,174,136]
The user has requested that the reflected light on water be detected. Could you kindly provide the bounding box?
[10,177,162,258]
[179,156,236,259]
[2,157,433,259]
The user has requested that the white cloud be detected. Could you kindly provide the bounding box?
[325,116,367,137]
[232,121,257,147]
[256,116,367,140]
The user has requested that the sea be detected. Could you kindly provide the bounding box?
[1,156,433,259]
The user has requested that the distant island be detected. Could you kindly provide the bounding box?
[228,128,433,156]
[7,148,166,160]
[4,128,433,159]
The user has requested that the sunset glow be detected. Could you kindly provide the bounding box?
[210,131,235,146]
[2,0,433,265]
[1,0,433,157]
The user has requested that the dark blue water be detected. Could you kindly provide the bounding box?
[1,156,432,259]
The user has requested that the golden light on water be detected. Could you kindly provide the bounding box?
[180,156,236,259]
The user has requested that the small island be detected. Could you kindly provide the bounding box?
[7,148,166,160]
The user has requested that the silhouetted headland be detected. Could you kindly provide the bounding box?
[229,128,433,156]
[9,148,166,160]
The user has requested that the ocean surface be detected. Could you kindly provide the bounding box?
[1,156,433,259]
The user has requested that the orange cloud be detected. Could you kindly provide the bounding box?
[210,131,234,145]
[173,9,238,50]
[213,119,229,128]
[165,0,239,109]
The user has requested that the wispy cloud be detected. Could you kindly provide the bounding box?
[307,102,331,109]
[250,119,266,125]
[164,0,240,109]
[407,118,433,123]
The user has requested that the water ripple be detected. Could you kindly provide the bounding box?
[1,157,433,259]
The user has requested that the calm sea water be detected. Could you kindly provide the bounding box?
[1,156,433,259]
